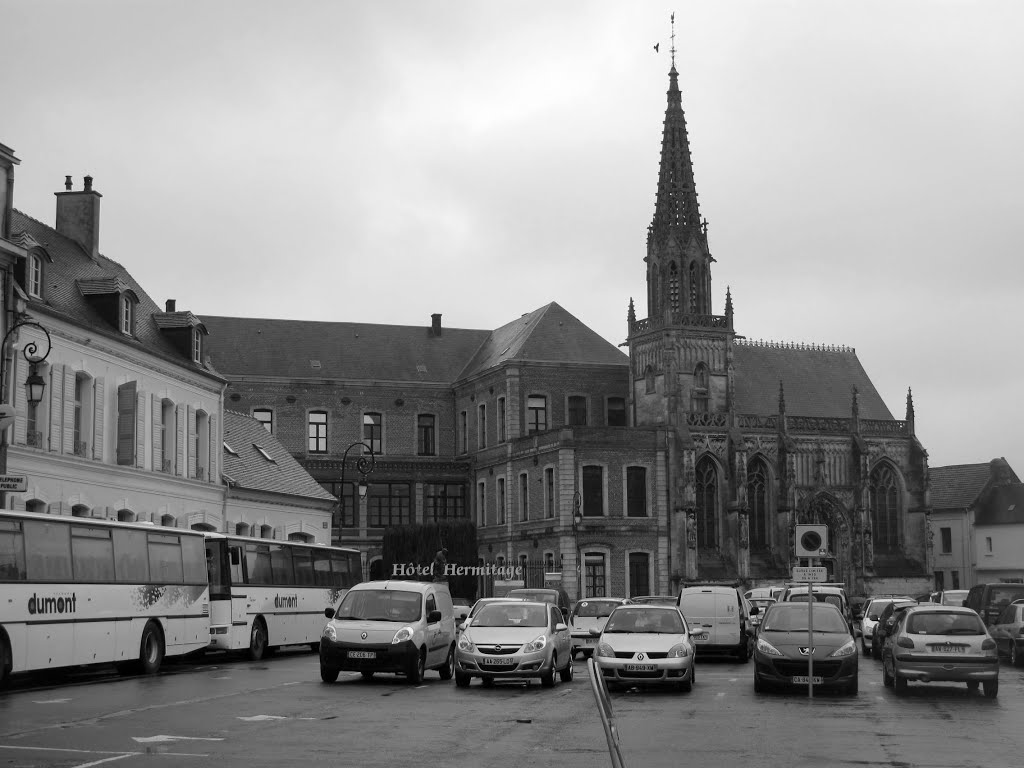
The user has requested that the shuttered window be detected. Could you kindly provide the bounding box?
[116,381,137,466]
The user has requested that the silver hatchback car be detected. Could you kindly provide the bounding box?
[593,605,696,691]
[882,604,999,698]
[455,601,573,688]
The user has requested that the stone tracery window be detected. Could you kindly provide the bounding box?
[696,457,718,548]
[668,262,679,314]
[747,458,769,550]
[869,463,901,551]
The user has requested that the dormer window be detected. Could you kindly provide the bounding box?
[253,443,276,463]
[192,328,202,363]
[27,253,43,297]
[120,294,135,336]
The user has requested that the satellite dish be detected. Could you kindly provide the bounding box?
[0,403,14,432]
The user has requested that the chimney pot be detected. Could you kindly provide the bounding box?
[84,175,93,191]
[431,313,442,336]
[64,175,72,191]
[166,299,177,312]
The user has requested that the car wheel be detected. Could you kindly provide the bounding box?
[406,649,425,685]
[678,668,693,693]
[1012,643,1023,668]
[736,642,749,663]
[455,670,471,688]
[862,640,871,656]
[541,656,557,688]
[481,676,495,688]
[893,673,907,694]
[846,675,859,696]
[753,672,765,693]
[320,663,340,683]
[559,655,574,683]
[882,660,894,688]
[967,680,980,692]
[872,640,881,660]
[438,644,455,680]
[983,679,999,699]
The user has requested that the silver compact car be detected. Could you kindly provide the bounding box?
[882,604,999,698]
[455,601,573,688]
[593,605,695,692]
[570,597,631,659]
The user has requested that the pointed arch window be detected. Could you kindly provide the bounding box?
[696,457,718,549]
[747,458,769,550]
[668,262,680,315]
[691,363,709,413]
[689,262,698,313]
[870,464,901,551]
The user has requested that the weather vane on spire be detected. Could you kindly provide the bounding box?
[670,12,676,67]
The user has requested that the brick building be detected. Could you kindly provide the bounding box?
[202,62,933,599]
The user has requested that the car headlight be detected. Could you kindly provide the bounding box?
[829,640,856,657]
[523,634,548,653]
[392,626,414,644]
[457,633,475,652]
[596,642,615,658]
[667,643,690,658]
[756,637,783,656]
[322,624,337,643]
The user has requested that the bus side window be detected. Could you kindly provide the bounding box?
[0,520,27,581]
[229,546,244,584]
[23,520,73,581]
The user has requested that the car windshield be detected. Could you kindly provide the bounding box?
[469,599,518,619]
[762,604,848,633]
[906,611,985,635]
[335,589,421,622]
[473,603,548,627]
[573,600,620,618]
[604,608,685,634]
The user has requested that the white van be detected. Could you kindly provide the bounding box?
[678,585,758,662]
[319,580,456,684]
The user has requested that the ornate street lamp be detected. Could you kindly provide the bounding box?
[336,441,375,544]
[0,320,52,507]
[571,490,584,600]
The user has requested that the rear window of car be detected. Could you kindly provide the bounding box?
[678,593,718,616]
[906,611,985,635]
[789,593,844,613]
[573,600,619,618]
[507,590,556,604]
[938,591,968,606]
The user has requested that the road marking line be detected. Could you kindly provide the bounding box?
[132,736,225,744]
[33,698,72,704]
[72,754,137,767]
[237,715,287,721]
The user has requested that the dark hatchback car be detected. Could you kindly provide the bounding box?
[752,602,859,695]
[872,599,919,659]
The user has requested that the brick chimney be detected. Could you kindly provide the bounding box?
[166,299,176,312]
[431,313,442,336]
[55,175,101,260]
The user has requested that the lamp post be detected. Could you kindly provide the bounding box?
[336,441,375,545]
[0,320,52,508]
[571,490,584,600]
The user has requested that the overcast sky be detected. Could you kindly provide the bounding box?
[4,1,1021,476]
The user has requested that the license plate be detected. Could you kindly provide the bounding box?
[624,663,656,672]
[933,645,967,654]
[692,633,709,641]
[583,637,597,645]
[482,657,516,666]
[348,650,376,659]
[792,676,823,684]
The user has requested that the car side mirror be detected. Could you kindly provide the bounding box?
[427,610,442,624]
[324,607,335,619]
[749,605,760,615]
[589,627,602,637]
[457,621,466,632]
[555,623,568,632]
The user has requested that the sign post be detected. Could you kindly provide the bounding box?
[791,565,828,700]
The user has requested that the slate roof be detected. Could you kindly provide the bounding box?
[929,463,993,510]
[732,343,894,419]
[201,302,628,384]
[11,209,220,379]
[457,302,629,379]
[975,483,1024,526]
[222,410,336,502]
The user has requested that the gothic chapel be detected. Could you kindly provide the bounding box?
[627,59,931,595]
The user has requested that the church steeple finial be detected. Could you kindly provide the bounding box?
[906,387,916,435]
[670,11,676,69]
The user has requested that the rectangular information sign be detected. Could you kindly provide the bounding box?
[0,475,27,492]
[792,566,829,582]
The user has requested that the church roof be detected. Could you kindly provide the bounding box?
[928,463,993,510]
[222,410,336,502]
[732,342,894,419]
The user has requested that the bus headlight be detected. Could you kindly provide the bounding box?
[392,626,414,644]
[322,624,337,643]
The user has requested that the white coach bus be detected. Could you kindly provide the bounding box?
[203,533,362,659]
[0,510,210,686]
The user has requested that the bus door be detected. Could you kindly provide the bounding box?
[228,544,249,645]
[205,540,232,647]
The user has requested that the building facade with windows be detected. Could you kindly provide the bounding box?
[201,63,933,599]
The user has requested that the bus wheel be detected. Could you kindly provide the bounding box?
[0,630,10,688]
[139,621,165,675]
[248,619,268,661]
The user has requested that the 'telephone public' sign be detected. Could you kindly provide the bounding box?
[0,475,27,492]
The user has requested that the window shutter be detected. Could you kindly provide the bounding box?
[151,395,163,471]
[93,378,105,459]
[176,404,185,476]
[49,363,63,449]
[12,354,26,445]
[62,366,75,454]
[136,390,146,468]
[208,413,218,483]
[116,381,137,465]
[187,405,196,478]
